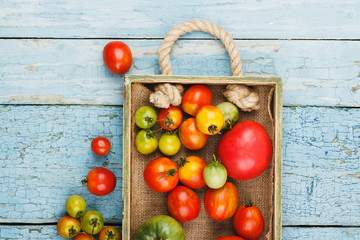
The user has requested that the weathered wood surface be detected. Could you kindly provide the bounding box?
[1,39,360,107]
[1,0,360,39]
[0,105,359,227]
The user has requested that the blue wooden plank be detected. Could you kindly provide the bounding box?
[1,0,360,39]
[1,39,359,107]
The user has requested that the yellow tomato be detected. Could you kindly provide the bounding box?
[179,156,207,189]
[196,105,224,135]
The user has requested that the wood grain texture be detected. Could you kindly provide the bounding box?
[1,39,360,106]
[1,0,360,39]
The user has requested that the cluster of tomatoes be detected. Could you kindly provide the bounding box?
[134,84,272,240]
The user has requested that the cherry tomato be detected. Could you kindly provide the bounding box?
[81,210,104,235]
[99,226,122,240]
[65,195,86,218]
[144,157,179,192]
[214,237,245,240]
[103,41,132,75]
[158,106,183,130]
[91,137,111,156]
[135,106,158,129]
[83,167,116,196]
[167,186,201,222]
[203,155,227,189]
[159,132,181,156]
[57,216,81,239]
[196,105,224,135]
[135,130,158,155]
[217,120,272,180]
[182,85,213,116]
[216,102,239,130]
[233,203,264,240]
[74,234,95,240]
[178,156,207,189]
[204,182,239,221]
[178,118,208,150]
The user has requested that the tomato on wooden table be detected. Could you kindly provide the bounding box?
[103,41,132,75]
[214,236,245,240]
[57,216,81,239]
[204,182,239,221]
[178,156,207,189]
[182,85,213,116]
[82,167,116,196]
[178,118,208,150]
[74,234,95,240]
[143,157,179,192]
[196,105,224,135]
[99,226,122,240]
[167,186,201,222]
[158,106,183,130]
[65,195,86,218]
[91,137,111,156]
[233,203,264,240]
[81,210,104,235]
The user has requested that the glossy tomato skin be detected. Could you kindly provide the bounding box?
[196,105,224,135]
[65,195,86,218]
[81,210,104,235]
[178,156,207,189]
[135,106,158,129]
[204,182,239,221]
[99,226,121,240]
[143,157,179,192]
[57,216,81,239]
[74,234,95,240]
[135,130,158,155]
[103,41,132,75]
[85,167,116,196]
[178,118,208,150]
[167,186,201,222]
[158,106,183,130]
[214,236,245,240]
[158,132,181,156]
[233,204,264,240]
[182,85,213,116]
[217,120,272,180]
[91,137,111,156]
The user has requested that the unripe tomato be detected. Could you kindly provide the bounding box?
[159,132,181,156]
[99,226,122,240]
[83,167,116,196]
[158,106,183,130]
[178,118,208,150]
[103,41,132,75]
[216,102,239,130]
[65,195,86,218]
[57,216,81,239]
[91,137,111,156]
[203,155,227,189]
[196,105,224,135]
[135,130,158,155]
[135,106,158,129]
[182,85,212,116]
[233,203,265,240]
[81,210,104,235]
[178,156,207,189]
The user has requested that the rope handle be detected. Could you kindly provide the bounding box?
[158,20,243,76]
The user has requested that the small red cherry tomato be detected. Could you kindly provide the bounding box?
[182,85,213,116]
[143,157,179,192]
[178,118,208,150]
[74,234,95,240]
[233,203,265,240]
[82,167,116,196]
[167,186,201,222]
[91,137,111,156]
[178,156,207,189]
[204,182,239,221]
[196,105,224,135]
[103,41,132,75]
[214,236,245,240]
[158,106,183,130]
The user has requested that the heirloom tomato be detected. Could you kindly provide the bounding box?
[167,186,201,222]
[65,195,86,218]
[196,105,224,135]
[99,226,121,240]
[74,234,95,240]
[182,85,212,116]
[81,210,104,235]
[204,182,239,221]
[134,215,184,240]
[57,216,81,239]
[159,132,181,156]
[158,106,183,130]
[135,106,158,129]
[91,137,111,156]
[233,203,264,240]
[135,130,158,155]
[214,237,245,240]
[216,102,239,130]
[178,118,208,150]
[83,167,116,196]
[103,41,132,75]
[217,120,272,180]
[143,157,179,192]
[203,155,227,189]
[178,156,207,189]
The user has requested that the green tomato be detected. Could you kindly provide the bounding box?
[134,215,185,240]
[159,132,181,156]
[81,210,104,235]
[203,155,227,189]
[216,102,239,130]
[135,106,158,129]
[136,130,158,155]
[65,195,86,219]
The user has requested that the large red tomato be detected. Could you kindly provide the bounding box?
[217,120,272,180]
[233,203,264,240]
[182,85,212,116]
[214,237,245,240]
[178,118,208,150]
[144,157,179,192]
[167,186,201,222]
[103,41,132,75]
[178,156,207,189]
[204,182,239,221]
[82,168,116,196]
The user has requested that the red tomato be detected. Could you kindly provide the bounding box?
[74,234,95,240]
[144,157,179,192]
[178,156,207,189]
[103,41,132,74]
[178,118,208,150]
[204,182,239,221]
[214,237,245,240]
[57,216,81,239]
[158,106,183,130]
[167,186,201,222]
[196,105,224,135]
[233,203,264,240]
[83,168,116,196]
[217,120,272,180]
[99,226,122,240]
[182,85,213,116]
[91,137,111,156]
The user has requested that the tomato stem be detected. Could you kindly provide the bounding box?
[157,112,175,131]
[68,226,78,237]
[81,178,88,186]
[144,116,155,128]
[158,169,177,180]
[208,125,220,135]
[212,154,221,164]
[245,200,253,208]
[105,230,116,240]
[89,217,100,235]
[224,119,233,130]
[179,157,189,168]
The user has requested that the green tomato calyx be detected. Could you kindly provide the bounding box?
[106,230,116,239]
[179,158,189,168]
[89,217,100,235]
[68,226,78,237]
[245,200,253,208]
[208,125,220,135]
[158,169,177,180]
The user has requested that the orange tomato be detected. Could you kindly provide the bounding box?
[182,85,213,116]
[158,106,183,130]
[57,216,81,239]
[74,234,95,240]
[179,156,207,189]
[196,105,224,135]
[99,226,122,240]
[178,118,208,150]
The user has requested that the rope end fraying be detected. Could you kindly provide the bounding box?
[149,83,184,108]
[224,85,260,112]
